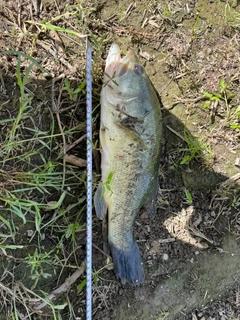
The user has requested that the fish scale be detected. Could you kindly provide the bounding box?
[94,44,162,285]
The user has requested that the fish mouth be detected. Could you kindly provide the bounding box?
[105,44,140,78]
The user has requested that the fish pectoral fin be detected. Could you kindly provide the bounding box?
[94,184,107,220]
[119,115,144,130]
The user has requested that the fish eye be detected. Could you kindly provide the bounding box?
[134,65,144,75]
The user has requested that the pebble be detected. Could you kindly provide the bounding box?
[162,253,169,261]
[235,158,240,167]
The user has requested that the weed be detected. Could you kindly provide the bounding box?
[230,105,240,129]
[191,2,212,39]
[162,4,173,19]
[117,11,126,22]
[23,248,53,289]
[179,130,213,166]
[225,2,240,30]
[0,45,86,318]
[203,77,236,121]
[101,171,114,198]
[26,21,85,38]
[62,79,86,101]
[155,312,169,320]
[103,71,119,87]
[184,188,193,204]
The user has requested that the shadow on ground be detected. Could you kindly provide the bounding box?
[110,107,240,320]
[0,60,239,320]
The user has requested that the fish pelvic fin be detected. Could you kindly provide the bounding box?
[94,184,107,220]
[109,242,145,286]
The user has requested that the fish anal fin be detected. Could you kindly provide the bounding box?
[143,175,159,217]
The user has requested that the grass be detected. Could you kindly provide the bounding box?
[225,2,240,30]
[203,77,237,122]
[0,30,89,318]
[191,3,212,39]
[1,0,240,319]
[179,129,213,166]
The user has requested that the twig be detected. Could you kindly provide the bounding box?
[65,133,87,152]
[218,173,240,188]
[38,40,74,72]
[188,225,214,244]
[52,76,66,191]
[158,238,176,243]
[125,3,136,17]
[54,0,60,14]
[163,95,207,110]
[92,242,110,258]
[93,18,166,39]
[64,154,87,167]
[104,14,117,22]
[166,125,185,141]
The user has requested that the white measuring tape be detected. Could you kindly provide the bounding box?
[86,37,92,320]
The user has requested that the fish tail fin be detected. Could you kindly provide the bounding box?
[109,242,145,286]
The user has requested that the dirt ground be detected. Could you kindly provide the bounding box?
[0,0,240,319]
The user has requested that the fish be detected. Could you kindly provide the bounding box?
[94,44,162,285]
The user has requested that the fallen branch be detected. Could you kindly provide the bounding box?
[65,134,87,152]
[64,154,87,167]
[34,262,85,311]
[219,172,240,188]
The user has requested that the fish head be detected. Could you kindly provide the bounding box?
[102,44,148,103]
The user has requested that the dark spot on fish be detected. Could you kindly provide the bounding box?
[149,135,155,143]
[134,65,144,75]
[116,104,126,112]
[118,64,128,77]
[101,124,108,131]
[120,116,144,129]
[144,109,150,117]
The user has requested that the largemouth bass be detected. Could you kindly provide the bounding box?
[94,44,162,285]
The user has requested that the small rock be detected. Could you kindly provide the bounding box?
[27,230,34,237]
[235,158,240,167]
[119,288,123,296]
[162,253,169,261]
